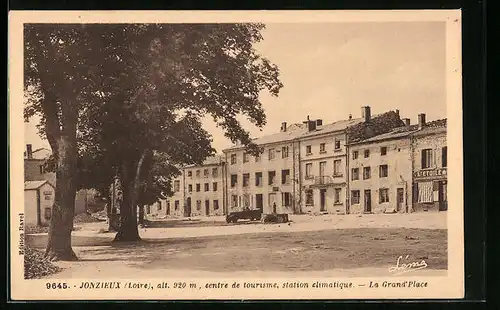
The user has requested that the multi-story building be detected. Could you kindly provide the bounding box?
[299,117,361,215]
[24,144,88,216]
[347,118,418,214]
[411,115,447,212]
[223,122,307,215]
[146,156,227,218]
[183,155,226,217]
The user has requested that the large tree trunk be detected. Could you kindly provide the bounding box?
[138,205,145,225]
[113,151,148,242]
[45,135,78,261]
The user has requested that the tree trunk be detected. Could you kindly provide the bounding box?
[45,136,78,261]
[138,205,145,225]
[113,152,147,242]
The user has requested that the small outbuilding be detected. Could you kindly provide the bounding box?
[24,180,55,227]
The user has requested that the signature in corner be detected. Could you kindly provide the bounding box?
[388,255,428,275]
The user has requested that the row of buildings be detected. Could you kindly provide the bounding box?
[146,106,448,218]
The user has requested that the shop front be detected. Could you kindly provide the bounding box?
[412,168,447,212]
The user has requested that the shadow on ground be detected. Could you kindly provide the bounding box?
[143,218,261,228]
[74,228,448,273]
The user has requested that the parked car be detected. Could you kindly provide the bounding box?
[226,209,263,223]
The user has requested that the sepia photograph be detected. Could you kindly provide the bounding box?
[10,10,463,300]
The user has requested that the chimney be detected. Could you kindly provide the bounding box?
[307,120,317,132]
[280,122,287,132]
[403,118,411,127]
[395,109,400,117]
[418,113,426,129]
[316,119,323,127]
[26,144,33,159]
[361,106,371,122]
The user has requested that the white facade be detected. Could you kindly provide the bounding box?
[24,181,55,226]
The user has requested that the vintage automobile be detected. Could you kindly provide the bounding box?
[226,208,263,223]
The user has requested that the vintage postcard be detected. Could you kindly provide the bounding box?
[9,10,463,300]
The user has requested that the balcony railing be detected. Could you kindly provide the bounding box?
[314,176,334,185]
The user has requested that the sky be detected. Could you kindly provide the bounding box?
[24,21,446,154]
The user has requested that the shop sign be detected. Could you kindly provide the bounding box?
[413,168,447,180]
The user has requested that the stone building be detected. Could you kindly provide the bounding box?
[411,115,447,212]
[24,144,88,215]
[223,122,307,215]
[347,118,418,214]
[182,155,226,217]
[298,117,362,215]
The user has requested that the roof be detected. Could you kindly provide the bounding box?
[24,180,54,190]
[224,123,308,151]
[412,119,447,136]
[299,117,366,139]
[185,155,225,167]
[353,125,419,144]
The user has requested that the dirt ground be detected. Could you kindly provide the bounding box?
[26,212,448,279]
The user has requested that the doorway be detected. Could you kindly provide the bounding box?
[256,194,263,211]
[396,188,404,212]
[364,190,372,213]
[269,193,277,213]
[320,189,326,212]
[185,197,192,217]
[438,181,448,211]
[205,200,210,215]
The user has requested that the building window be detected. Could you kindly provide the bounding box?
[196,170,201,177]
[243,152,249,163]
[306,145,312,155]
[268,171,276,185]
[44,207,51,220]
[351,190,360,204]
[243,173,250,187]
[364,149,370,158]
[230,175,237,188]
[213,182,218,191]
[187,171,192,177]
[351,168,359,180]
[334,188,342,204]
[213,200,219,210]
[174,180,180,192]
[282,192,291,207]
[188,184,193,192]
[268,148,275,160]
[212,167,218,177]
[282,146,289,158]
[352,151,358,159]
[281,169,290,185]
[231,154,237,165]
[196,200,201,210]
[363,167,371,180]
[379,188,390,203]
[174,200,179,210]
[305,189,313,205]
[442,147,447,168]
[204,169,209,177]
[205,200,210,212]
[305,163,313,178]
[335,139,341,150]
[421,149,433,169]
[242,194,251,208]
[196,183,201,192]
[204,183,209,192]
[380,146,387,156]
[255,154,261,162]
[231,195,238,208]
[255,172,263,186]
[320,143,326,153]
[157,202,162,211]
[333,160,342,176]
[379,165,388,178]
